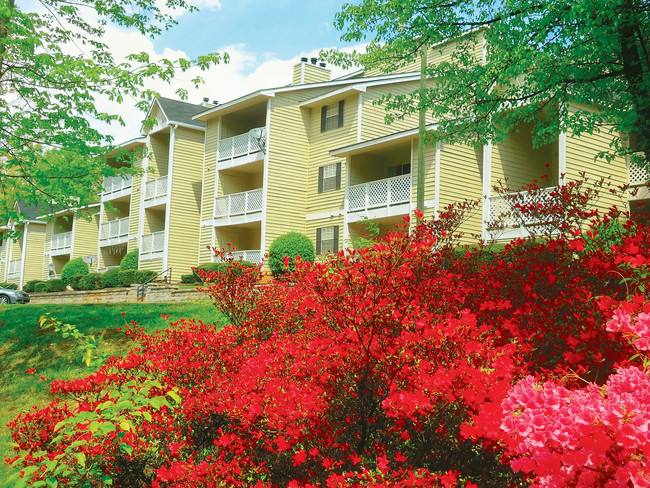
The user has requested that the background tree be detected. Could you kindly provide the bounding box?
[330,0,650,169]
[0,0,224,220]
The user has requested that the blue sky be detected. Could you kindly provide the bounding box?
[155,0,352,68]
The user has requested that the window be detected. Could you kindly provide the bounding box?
[387,163,411,178]
[318,162,341,193]
[321,100,345,132]
[316,226,339,255]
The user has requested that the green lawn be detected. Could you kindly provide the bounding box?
[0,301,223,486]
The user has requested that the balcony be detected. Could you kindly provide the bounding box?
[218,249,263,264]
[99,216,130,246]
[50,231,72,256]
[347,174,411,222]
[214,188,263,225]
[217,127,265,169]
[101,175,133,201]
[486,186,558,239]
[8,259,21,280]
[629,159,650,201]
[144,176,168,207]
[141,231,165,260]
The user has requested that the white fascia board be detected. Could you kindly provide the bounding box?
[139,99,167,135]
[299,85,367,108]
[330,123,438,157]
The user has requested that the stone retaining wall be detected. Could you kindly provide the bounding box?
[29,285,208,305]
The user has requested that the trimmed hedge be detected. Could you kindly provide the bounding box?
[45,279,66,293]
[0,282,19,290]
[268,232,315,275]
[34,282,47,293]
[23,280,44,293]
[69,274,85,291]
[181,273,199,284]
[120,249,139,271]
[78,273,103,291]
[101,268,122,288]
[118,270,137,287]
[61,258,89,285]
[134,270,157,284]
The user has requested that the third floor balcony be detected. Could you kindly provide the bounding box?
[217,127,266,169]
[101,174,133,201]
[50,231,72,256]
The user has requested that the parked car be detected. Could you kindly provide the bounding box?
[0,287,30,304]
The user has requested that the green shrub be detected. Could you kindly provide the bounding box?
[34,282,47,293]
[134,270,157,284]
[101,268,122,288]
[0,282,18,290]
[118,270,137,287]
[23,280,44,293]
[45,279,66,293]
[120,249,139,271]
[78,273,103,291]
[583,219,628,253]
[69,274,85,291]
[268,232,315,275]
[195,261,257,281]
[61,258,89,285]
[181,273,199,284]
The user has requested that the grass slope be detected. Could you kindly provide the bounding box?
[0,301,223,485]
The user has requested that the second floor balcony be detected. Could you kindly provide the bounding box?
[217,127,266,168]
[101,174,133,201]
[144,175,168,207]
[50,231,72,255]
[347,174,411,222]
[140,231,165,260]
[8,259,21,279]
[486,186,558,239]
[99,216,129,246]
[214,188,263,225]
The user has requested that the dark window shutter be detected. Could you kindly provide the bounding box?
[338,100,345,127]
[335,162,342,190]
[321,105,327,132]
[318,166,324,193]
[333,226,339,251]
[316,228,322,255]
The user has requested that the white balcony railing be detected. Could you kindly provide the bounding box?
[102,174,133,196]
[50,231,72,252]
[214,188,263,219]
[487,186,558,228]
[223,249,263,264]
[144,176,168,201]
[348,174,411,212]
[141,231,165,256]
[8,259,21,279]
[629,160,650,186]
[100,216,130,241]
[217,127,265,162]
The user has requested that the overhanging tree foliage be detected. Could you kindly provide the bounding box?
[330,0,650,168]
[0,0,225,220]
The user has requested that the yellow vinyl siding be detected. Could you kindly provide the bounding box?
[302,64,330,84]
[129,159,143,243]
[305,93,359,218]
[264,94,310,251]
[437,143,484,239]
[138,257,163,273]
[167,127,204,276]
[73,213,99,259]
[564,129,628,216]
[22,223,46,283]
[148,131,170,178]
[198,118,219,264]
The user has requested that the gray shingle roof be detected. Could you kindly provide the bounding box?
[157,97,206,128]
[16,201,47,221]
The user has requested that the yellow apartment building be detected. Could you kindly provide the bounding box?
[98,97,207,279]
[194,44,646,266]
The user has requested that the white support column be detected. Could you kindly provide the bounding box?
[481,141,493,241]
[162,125,175,275]
[19,223,28,290]
[343,157,351,248]
[70,214,77,258]
[558,132,567,185]
[137,152,149,265]
[357,93,363,143]
[96,203,104,272]
[260,100,272,260]
[434,142,441,219]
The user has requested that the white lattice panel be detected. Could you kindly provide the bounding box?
[367,179,389,207]
[100,217,129,240]
[145,176,168,200]
[247,189,263,212]
[141,231,165,254]
[50,231,72,251]
[488,187,557,228]
[214,189,263,218]
[8,259,21,278]
[228,250,262,263]
[217,127,265,161]
[390,175,411,204]
[348,186,366,211]
[630,160,650,186]
[103,175,132,194]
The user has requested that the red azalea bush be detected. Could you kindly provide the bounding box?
[6,186,650,487]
